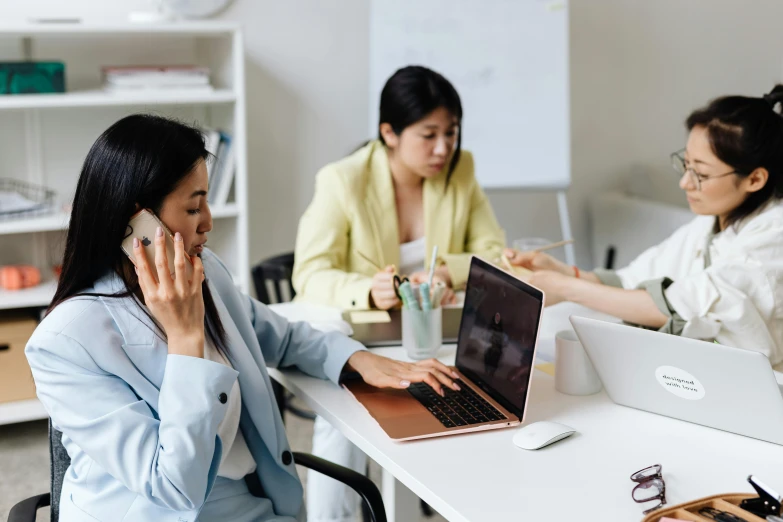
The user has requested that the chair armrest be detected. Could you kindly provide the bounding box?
[8,493,50,522]
[293,452,386,522]
[8,455,386,522]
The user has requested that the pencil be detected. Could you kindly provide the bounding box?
[532,239,574,253]
[356,250,383,272]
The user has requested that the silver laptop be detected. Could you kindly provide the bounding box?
[345,257,544,440]
[570,316,783,445]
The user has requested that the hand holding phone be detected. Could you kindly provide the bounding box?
[122,209,194,284]
[122,210,205,357]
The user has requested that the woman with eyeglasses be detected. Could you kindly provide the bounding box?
[506,86,783,372]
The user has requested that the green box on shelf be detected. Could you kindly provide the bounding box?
[0,62,66,94]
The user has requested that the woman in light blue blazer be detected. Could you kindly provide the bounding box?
[25,114,459,522]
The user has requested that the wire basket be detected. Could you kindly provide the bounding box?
[0,178,56,221]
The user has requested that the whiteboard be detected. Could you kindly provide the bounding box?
[369,0,570,190]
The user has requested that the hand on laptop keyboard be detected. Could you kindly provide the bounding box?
[407,380,507,428]
[345,351,461,396]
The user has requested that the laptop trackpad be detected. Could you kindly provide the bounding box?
[345,380,427,418]
[344,380,448,440]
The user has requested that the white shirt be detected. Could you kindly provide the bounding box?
[399,236,426,276]
[616,199,783,371]
[204,339,257,480]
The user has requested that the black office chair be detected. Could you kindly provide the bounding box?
[251,252,296,306]
[8,420,386,522]
[604,246,616,270]
[251,252,316,422]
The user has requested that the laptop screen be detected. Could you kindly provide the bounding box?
[455,257,543,419]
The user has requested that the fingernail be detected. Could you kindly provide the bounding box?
[400,380,410,387]
[156,226,163,238]
[174,232,182,242]
[451,371,460,379]
[453,383,461,391]
[133,237,139,248]
[439,389,445,397]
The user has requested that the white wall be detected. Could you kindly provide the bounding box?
[3,0,783,269]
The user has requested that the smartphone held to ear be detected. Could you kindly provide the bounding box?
[121,209,194,283]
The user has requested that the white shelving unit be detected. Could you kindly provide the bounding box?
[0,203,239,236]
[0,399,48,426]
[0,23,249,426]
[0,89,237,110]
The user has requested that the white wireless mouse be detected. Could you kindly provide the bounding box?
[512,421,576,450]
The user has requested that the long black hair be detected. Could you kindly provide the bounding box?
[378,65,463,182]
[686,85,783,227]
[48,114,228,354]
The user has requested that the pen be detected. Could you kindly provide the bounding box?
[431,281,446,308]
[399,281,420,310]
[419,282,432,310]
[426,245,438,287]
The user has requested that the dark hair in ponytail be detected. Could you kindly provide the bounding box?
[48,114,229,356]
[686,85,783,227]
[377,65,463,183]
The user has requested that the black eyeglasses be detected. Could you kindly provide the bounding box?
[698,506,748,522]
[631,464,666,514]
[670,149,739,191]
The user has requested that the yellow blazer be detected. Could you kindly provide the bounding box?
[292,140,505,309]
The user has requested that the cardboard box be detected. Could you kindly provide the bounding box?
[0,314,39,404]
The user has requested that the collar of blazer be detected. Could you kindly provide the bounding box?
[363,141,455,272]
[91,266,287,460]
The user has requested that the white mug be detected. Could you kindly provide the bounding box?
[555,330,602,396]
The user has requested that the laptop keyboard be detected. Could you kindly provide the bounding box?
[406,380,508,428]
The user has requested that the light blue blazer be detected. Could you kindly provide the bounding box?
[25,250,364,522]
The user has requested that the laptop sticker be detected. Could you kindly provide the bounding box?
[655,366,706,400]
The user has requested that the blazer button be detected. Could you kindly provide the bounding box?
[351,300,356,307]
[282,450,293,465]
[218,392,228,404]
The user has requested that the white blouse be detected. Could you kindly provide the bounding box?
[616,200,783,371]
[399,236,426,277]
[204,339,257,480]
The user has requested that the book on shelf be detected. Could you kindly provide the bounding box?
[207,130,235,207]
[103,84,214,93]
[201,128,221,180]
[101,65,212,91]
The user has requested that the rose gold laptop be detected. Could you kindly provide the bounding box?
[344,257,544,441]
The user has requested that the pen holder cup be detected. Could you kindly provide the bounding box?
[402,307,442,361]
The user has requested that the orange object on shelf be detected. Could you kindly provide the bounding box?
[0,265,41,291]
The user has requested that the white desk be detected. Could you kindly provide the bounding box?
[269,303,783,521]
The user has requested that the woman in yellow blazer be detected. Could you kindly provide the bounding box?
[293,67,505,312]
[293,66,505,522]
